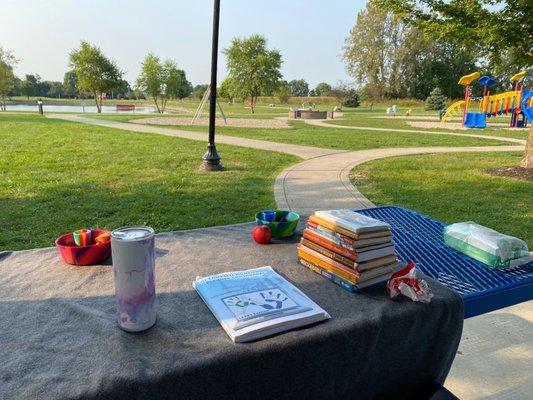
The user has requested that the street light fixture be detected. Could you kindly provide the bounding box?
[201,0,223,171]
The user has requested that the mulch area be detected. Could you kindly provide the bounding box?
[486,166,533,181]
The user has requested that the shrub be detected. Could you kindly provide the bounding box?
[425,87,447,110]
[343,90,360,108]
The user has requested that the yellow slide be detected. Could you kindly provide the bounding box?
[441,100,465,123]
[458,72,480,86]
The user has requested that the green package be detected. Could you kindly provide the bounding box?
[443,222,531,269]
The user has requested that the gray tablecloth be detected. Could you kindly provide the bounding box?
[0,223,463,400]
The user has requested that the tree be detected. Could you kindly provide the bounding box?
[136,55,191,113]
[288,79,309,97]
[192,84,208,99]
[224,34,282,113]
[274,80,290,104]
[164,61,192,101]
[136,53,165,113]
[21,74,39,99]
[47,81,64,98]
[343,1,405,98]
[69,41,122,113]
[0,47,17,110]
[425,87,447,110]
[314,82,332,97]
[218,77,236,102]
[377,0,533,167]
[376,0,532,69]
[63,70,78,98]
[113,79,132,99]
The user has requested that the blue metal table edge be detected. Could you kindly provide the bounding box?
[356,205,533,319]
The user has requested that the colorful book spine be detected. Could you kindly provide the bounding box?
[309,215,359,240]
[300,238,355,269]
[302,228,357,261]
[297,244,359,284]
[298,258,357,293]
[308,217,357,249]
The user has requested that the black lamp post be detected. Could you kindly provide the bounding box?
[201,0,223,171]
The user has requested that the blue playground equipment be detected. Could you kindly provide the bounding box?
[358,206,533,318]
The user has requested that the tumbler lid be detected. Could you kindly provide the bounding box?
[111,226,154,241]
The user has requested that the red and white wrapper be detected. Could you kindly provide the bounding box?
[387,261,433,303]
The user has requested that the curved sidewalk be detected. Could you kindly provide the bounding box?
[275,145,523,215]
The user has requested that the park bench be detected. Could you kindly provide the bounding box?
[116,104,135,111]
[358,206,533,318]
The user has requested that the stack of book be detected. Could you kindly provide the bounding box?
[297,209,400,292]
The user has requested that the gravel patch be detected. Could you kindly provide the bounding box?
[131,117,291,129]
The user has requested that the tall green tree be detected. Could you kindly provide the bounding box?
[218,77,236,102]
[136,55,191,113]
[63,70,78,98]
[69,41,122,113]
[343,0,405,100]
[274,80,291,104]
[21,74,40,99]
[223,34,282,113]
[192,84,208,99]
[288,79,309,97]
[164,61,192,100]
[46,81,64,98]
[0,47,17,110]
[136,53,165,113]
[376,0,532,69]
[313,82,332,97]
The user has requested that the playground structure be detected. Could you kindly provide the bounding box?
[441,70,533,128]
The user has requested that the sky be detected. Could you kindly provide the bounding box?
[1,0,365,88]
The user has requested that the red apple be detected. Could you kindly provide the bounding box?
[252,225,272,244]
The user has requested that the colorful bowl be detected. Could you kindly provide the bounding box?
[55,229,111,266]
[255,210,300,238]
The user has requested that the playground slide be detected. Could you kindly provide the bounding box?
[441,100,465,123]
[521,91,533,122]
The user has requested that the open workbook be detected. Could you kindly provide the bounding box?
[193,266,330,343]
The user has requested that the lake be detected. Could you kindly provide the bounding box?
[5,104,157,114]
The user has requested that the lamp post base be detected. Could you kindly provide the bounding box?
[201,143,223,171]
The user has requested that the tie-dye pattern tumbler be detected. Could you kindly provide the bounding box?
[111,226,156,332]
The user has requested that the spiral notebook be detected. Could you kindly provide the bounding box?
[193,266,330,342]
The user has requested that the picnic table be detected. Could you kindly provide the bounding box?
[358,207,533,318]
[0,222,463,400]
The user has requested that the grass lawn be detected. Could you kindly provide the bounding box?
[0,114,298,251]
[143,120,511,150]
[327,111,529,140]
[351,152,532,247]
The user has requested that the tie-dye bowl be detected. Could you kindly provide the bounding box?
[255,210,300,238]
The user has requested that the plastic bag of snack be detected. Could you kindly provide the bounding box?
[387,261,433,303]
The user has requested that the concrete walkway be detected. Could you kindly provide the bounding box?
[46,113,531,399]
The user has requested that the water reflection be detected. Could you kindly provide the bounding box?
[5,104,157,114]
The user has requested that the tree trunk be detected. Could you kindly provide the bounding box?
[250,96,255,114]
[521,125,533,168]
[153,96,161,114]
[95,93,101,113]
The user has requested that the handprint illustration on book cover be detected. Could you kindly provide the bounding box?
[223,288,300,321]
